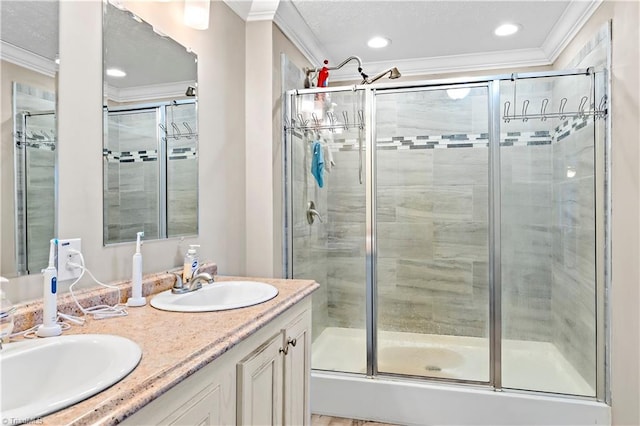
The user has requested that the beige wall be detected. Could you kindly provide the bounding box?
[555,1,640,424]
[4,0,248,302]
[0,61,56,280]
[245,20,274,277]
[272,24,312,277]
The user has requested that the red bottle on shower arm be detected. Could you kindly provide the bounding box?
[317,60,329,87]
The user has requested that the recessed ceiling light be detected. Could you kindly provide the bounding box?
[106,68,127,77]
[494,23,520,36]
[368,36,391,49]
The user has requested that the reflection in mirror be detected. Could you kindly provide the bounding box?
[14,84,57,273]
[1,1,58,277]
[103,1,198,245]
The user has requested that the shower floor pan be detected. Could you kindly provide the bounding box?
[312,327,594,396]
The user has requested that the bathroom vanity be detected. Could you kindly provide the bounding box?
[18,275,319,425]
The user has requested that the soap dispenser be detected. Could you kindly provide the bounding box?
[182,244,200,282]
[127,232,146,307]
[0,277,15,344]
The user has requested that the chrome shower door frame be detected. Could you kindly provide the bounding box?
[283,68,609,401]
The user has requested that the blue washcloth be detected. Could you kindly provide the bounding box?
[311,141,324,188]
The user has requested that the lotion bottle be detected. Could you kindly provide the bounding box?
[182,244,200,282]
[127,232,146,307]
[37,239,62,337]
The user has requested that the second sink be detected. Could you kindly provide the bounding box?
[150,280,279,312]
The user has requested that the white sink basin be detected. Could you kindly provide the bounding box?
[1,334,141,423]
[150,280,279,312]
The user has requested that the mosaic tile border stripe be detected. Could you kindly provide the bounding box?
[103,147,197,163]
[311,115,591,151]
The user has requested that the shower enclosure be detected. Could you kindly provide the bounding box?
[284,69,608,418]
[13,82,57,275]
[103,100,197,244]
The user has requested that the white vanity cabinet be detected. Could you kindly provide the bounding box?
[122,297,311,426]
[237,309,311,425]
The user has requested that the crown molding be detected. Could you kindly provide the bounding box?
[222,0,252,21]
[247,0,280,22]
[106,80,194,103]
[0,41,57,78]
[273,1,327,68]
[541,0,603,63]
[271,0,600,81]
[222,0,281,22]
[330,48,552,81]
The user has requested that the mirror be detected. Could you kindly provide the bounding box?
[103,1,198,245]
[1,0,59,277]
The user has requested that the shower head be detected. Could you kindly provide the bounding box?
[362,67,402,84]
[185,85,196,97]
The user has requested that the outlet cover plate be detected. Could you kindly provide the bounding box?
[57,238,82,282]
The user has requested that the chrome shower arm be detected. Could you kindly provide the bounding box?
[304,55,368,87]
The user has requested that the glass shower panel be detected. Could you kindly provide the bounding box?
[288,90,368,374]
[23,113,56,273]
[500,75,596,396]
[104,109,160,243]
[375,86,490,381]
[166,102,198,237]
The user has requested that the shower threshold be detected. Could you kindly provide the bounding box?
[312,327,594,396]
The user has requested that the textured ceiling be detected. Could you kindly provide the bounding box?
[292,0,571,63]
[0,0,59,60]
[0,1,196,90]
[104,3,196,89]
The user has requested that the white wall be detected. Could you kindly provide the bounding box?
[245,20,274,277]
[554,1,640,424]
[555,0,640,425]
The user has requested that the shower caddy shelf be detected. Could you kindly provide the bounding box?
[502,95,608,123]
[502,70,608,123]
[159,122,198,141]
[14,130,56,149]
[284,110,365,134]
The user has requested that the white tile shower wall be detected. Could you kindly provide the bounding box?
[551,117,596,390]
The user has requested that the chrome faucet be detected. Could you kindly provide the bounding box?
[172,268,214,294]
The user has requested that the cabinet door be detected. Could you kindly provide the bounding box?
[237,333,284,426]
[168,384,222,426]
[282,312,311,426]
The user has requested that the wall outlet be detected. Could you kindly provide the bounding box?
[57,238,82,282]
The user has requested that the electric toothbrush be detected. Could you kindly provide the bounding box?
[37,239,62,337]
[127,232,146,307]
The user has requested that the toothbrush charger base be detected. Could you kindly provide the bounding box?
[127,297,146,307]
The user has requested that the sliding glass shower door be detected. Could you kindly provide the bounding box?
[373,86,490,382]
[285,69,605,398]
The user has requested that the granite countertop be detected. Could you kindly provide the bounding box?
[9,271,318,425]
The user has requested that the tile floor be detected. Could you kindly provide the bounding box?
[311,414,398,426]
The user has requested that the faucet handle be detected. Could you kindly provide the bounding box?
[173,273,184,289]
[191,265,201,277]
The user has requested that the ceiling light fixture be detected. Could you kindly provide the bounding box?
[106,68,127,77]
[367,36,390,49]
[494,23,520,37]
[184,0,210,30]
